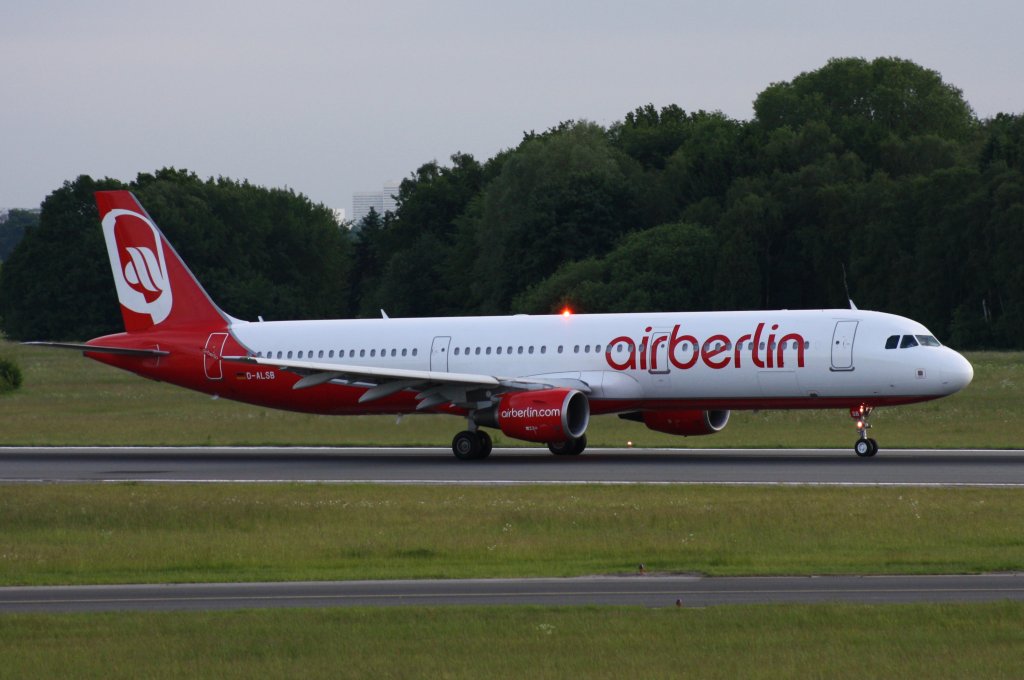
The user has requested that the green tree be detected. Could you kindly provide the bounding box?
[514,222,717,314]
[469,122,643,312]
[0,170,353,340]
[753,57,976,168]
[0,209,39,261]
[0,175,126,340]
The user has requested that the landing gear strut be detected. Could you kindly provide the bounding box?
[850,405,878,457]
[452,429,492,460]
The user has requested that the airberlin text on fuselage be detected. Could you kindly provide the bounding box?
[605,323,806,372]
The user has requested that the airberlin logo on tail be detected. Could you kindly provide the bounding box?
[101,209,173,325]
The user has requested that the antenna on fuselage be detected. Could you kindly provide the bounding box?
[842,263,857,310]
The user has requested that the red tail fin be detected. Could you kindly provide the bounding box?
[96,191,227,333]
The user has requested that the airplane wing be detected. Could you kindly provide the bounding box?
[228,355,590,410]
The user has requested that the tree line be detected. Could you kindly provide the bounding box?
[1,57,1021,348]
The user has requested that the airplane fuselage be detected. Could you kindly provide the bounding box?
[90,308,973,416]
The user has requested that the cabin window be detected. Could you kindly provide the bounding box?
[584,345,590,353]
[391,349,397,357]
[528,346,534,354]
[507,346,513,354]
[486,347,492,355]
[359,349,365,357]
[475,347,481,355]
[573,345,580,353]
[594,344,601,353]
[287,351,293,359]
[557,345,564,354]
[496,346,502,355]
[402,348,407,357]
[540,346,547,354]
[900,335,919,348]
[454,347,460,356]
[518,346,524,354]
[412,348,418,356]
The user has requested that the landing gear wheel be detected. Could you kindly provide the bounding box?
[477,430,493,458]
[854,438,878,457]
[548,434,587,456]
[850,405,879,458]
[452,431,485,461]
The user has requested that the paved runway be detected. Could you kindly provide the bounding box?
[1,447,1023,485]
[3,574,1023,613]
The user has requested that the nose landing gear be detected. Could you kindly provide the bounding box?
[851,405,878,457]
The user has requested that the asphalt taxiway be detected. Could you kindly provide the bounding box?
[3,574,1023,614]
[1,446,1023,485]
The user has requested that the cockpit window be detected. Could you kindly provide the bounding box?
[915,335,941,347]
[900,335,919,348]
[885,335,899,349]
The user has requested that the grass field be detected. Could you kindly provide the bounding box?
[3,484,1022,586]
[2,343,1021,675]
[0,341,1020,448]
[2,603,1022,679]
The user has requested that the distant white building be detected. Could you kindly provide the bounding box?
[352,181,401,223]
[330,208,346,225]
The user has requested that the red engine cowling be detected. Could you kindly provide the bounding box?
[493,388,590,443]
[642,409,730,436]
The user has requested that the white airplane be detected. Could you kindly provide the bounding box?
[32,191,974,459]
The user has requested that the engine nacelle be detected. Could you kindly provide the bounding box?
[476,388,590,444]
[635,409,730,436]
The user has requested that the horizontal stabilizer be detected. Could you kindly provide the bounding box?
[23,341,169,357]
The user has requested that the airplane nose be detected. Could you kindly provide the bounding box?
[940,351,974,393]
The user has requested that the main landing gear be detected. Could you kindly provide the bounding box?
[548,435,587,456]
[450,430,589,460]
[452,429,493,461]
[851,405,879,457]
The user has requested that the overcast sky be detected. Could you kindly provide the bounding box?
[2,0,1021,214]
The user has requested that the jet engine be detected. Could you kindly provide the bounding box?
[621,409,731,436]
[475,388,590,443]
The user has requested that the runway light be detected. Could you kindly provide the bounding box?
[627,440,633,447]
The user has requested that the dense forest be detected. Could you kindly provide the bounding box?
[1,57,1021,348]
